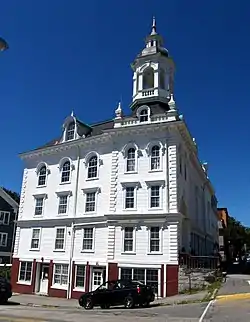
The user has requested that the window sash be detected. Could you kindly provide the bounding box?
[125,187,135,209]
[82,228,93,250]
[150,227,160,252]
[35,198,43,216]
[124,227,133,252]
[85,192,96,212]
[55,228,65,250]
[54,264,68,285]
[19,262,32,282]
[0,233,7,246]
[58,196,68,214]
[150,186,160,208]
[31,229,40,249]
[75,265,85,288]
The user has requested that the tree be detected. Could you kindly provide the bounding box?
[2,187,20,204]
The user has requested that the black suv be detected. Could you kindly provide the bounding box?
[79,279,155,310]
[0,276,12,304]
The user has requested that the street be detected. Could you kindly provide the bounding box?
[0,302,208,322]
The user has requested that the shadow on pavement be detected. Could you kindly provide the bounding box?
[1,300,20,306]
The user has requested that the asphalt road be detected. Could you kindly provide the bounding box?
[0,302,208,322]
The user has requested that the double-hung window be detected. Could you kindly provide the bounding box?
[125,187,135,209]
[82,228,94,251]
[30,228,41,250]
[54,228,65,250]
[19,262,32,282]
[123,227,134,252]
[53,264,68,285]
[150,186,160,208]
[0,233,7,247]
[150,227,160,252]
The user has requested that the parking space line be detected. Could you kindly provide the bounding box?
[198,299,215,322]
[0,316,46,322]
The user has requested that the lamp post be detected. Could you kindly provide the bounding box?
[0,37,9,52]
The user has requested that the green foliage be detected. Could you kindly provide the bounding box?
[0,266,11,280]
[226,216,250,254]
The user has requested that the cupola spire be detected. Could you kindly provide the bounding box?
[151,16,157,35]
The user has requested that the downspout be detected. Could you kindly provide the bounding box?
[67,145,80,299]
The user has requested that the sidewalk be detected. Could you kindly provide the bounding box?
[216,274,250,301]
[10,291,208,309]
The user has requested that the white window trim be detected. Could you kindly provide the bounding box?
[81,227,95,253]
[84,151,102,181]
[18,261,33,285]
[82,187,101,215]
[33,193,47,217]
[147,226,163,255]
[145,180,165,210]
[52,263,69,289]
[145,141,165,173]
[73,264,86,291]
[136,105,151,123]
[55,191,72,216]
[58,157,74,185]
[0,211,10,225]
[121,226,136,254]
[0,232,8,247]
[30,228,42,251]
[54,227,67,252]
[121,142,141,174]
[121,181,140,211]
[36,162,50,188]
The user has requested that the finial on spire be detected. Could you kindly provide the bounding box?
[168,94,176,110]
[151,16,157,35]
[115,101,123,119]
[71,110,74,117]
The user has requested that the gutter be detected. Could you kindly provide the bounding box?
[67,145,81,299]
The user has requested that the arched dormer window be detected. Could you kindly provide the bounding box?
[139,109,148,122]
[87,156,98,179]
[143,67,154,89]
[65,122,75,141]
[61,161,71,183]
[38,166,47,186]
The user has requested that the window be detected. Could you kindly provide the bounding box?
[142,67,154,89]
[0,233,7,247]
[125,187,135,209]
[30,229,41,250]
[0,211,10,225]
[61,161,71,183]
[150,186,160,208]
[54,228,65,250]
[66,122,75,141]
[38,166,47,186]
[75,265,85,288]
[139,109,148,122]
[120,267,159,295]
[126,148,136,172]
[35,198,44,216]
[54,264,68,285]
[151,145,160,170]
[123,227,134,252]
[82,228,94,251]
[19,262,32,282]
[85,192,96,212]
[58,195,68,214]
[150,227,160,252]
[87,156,98,179]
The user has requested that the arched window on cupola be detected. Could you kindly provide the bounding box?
[38,165,47,186]
[143,67,154,89]
[65,121,75,141]
[139,109,149,122]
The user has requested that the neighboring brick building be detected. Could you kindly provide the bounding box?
[0,188,19,264]
[217,208,229,261]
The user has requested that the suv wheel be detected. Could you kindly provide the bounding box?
[124,296,134,309]
[83,297,94,310]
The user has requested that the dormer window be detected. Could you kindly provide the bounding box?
[139,109,148,122]
[66,122,75,141]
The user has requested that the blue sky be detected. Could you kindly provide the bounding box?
[0,0,249,224]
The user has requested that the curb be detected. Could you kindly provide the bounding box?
[216,293,250,302]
